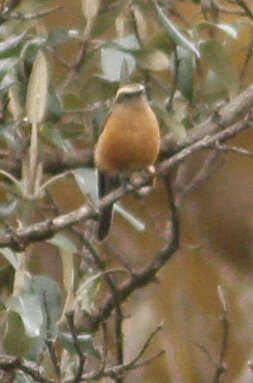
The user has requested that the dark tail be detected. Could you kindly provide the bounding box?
[97,171,118,241]
[97,203,113,241]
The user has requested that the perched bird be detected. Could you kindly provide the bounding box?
[95,83,160,241]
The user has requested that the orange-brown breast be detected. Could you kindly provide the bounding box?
[95,99,160,175]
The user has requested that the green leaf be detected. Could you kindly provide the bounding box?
[3,311,35,356]
[48,233,77,253]
[72,168,98,202]
[0,247,19,270]
[101,34,139,82]
[47,83,64,122]
[58,331,98,356]
[197,22,238,39]
[0,31,27,58]
[41,124,74,154]
[177,47,194,101]
[200,39,239,97]
[46,28,73,46]
[153,0,200,57]
[6,293,43,338]
[0,198,18,219]
[0,72,15,92]
[15,371,35,383]
[0,57,19,82]
[30,275,62,325]
[26,50,49,124]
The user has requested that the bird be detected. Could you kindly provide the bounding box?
[94,83,160,241]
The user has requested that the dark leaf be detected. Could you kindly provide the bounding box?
[153,0,200,57]
[177,47,194,101]
[47,83,64,122]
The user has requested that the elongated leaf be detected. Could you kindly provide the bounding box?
[72,168,98,201]
[15,371,35,383]
[26,50,49,124]
[153,0,200,57]
[81,0,101,19]
[197,22,238,39]
[0,72,15,92]
[200,39,239,97]
[30,275,62,324]
[0,31,26,57]
[3,311,35,356]
[48,233,77,253]
[177,47,194,101]
[101,34,139,82]
[0,198,18,219]
[48,234,76,313]
[41,124,74,154]
[47,83,64,122]
[0,57,19,81]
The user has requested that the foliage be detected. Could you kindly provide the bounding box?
[0,0,252,382]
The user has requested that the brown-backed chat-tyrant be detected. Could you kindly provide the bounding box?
[95,83,160,241]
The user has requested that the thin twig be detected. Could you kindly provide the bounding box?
[212,142,253,156]
[174,150,221,207]
[43,292,61,379]
[80,239,125,383]
[212,287,229,383]
[236,0,253,20]
[66,311,86,382]
[0,356,56,383]
[1,6,62,20]
[192,341,217,368]
[74,322,164,382]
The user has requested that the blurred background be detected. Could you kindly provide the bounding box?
[1,0,253,382]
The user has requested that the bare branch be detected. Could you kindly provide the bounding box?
[1,6,62,20]
[0,356,56,383]
[66,311,86,382]
[213,142,253,156]
[212,287,229,383]
[174,150,221,207]
[0,112,251,251]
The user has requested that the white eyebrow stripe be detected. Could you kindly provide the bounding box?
[116,84,145,97]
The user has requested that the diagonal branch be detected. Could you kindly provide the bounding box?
[0,113,251,250]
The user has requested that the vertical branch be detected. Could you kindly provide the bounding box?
[81,238,125,382]
[43,292,61,379]
[66,311,86,382]
[240,39,253,87]
[212,286,229,383]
